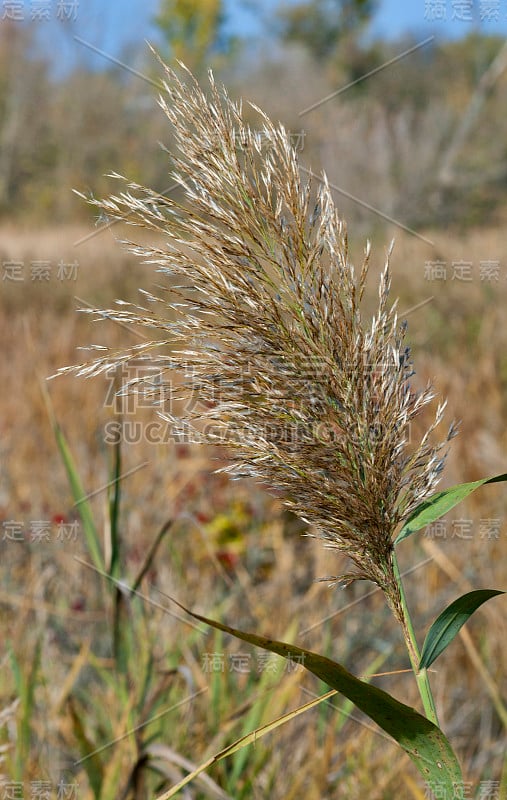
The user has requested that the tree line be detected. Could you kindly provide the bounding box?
[1,0,506,228]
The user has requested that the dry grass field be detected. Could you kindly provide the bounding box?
[1,219,506,798]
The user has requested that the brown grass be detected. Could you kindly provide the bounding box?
[1,218,506,797]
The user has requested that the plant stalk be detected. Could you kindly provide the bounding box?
[392,551,439,726]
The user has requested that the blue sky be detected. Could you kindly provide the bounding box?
[228,0,507,40]
[32,0,507,76]
[371,0,507,38]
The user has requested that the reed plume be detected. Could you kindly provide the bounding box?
[60,61,456,620]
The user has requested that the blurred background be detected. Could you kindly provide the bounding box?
[3,0,507,228]
[1,2,506,798]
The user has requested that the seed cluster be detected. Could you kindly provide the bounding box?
[58,61,456,605]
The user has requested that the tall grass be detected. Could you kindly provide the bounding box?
[54,60,507,798]
[1,60,506,800]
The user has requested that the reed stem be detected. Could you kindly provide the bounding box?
[392,551,439,726]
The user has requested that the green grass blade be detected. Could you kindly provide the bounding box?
[108,435,122,578]
[229,620,297,787]
[113,586,132,677]
[43,382,104,572]
[132,518,173,592]
[499,751,507,800]
[395,473,507,544]
[419,589,505,669]
[54,422,104,572]
[68,697,104,799]
[162,598,463,795]
[8,641,41,781]
[156,689,337,800]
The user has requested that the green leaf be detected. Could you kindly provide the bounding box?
[165,598,463,795]
[395,473,507,545]
[420,589,505,670]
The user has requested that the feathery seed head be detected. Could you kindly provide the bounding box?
[59,61,456,604]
